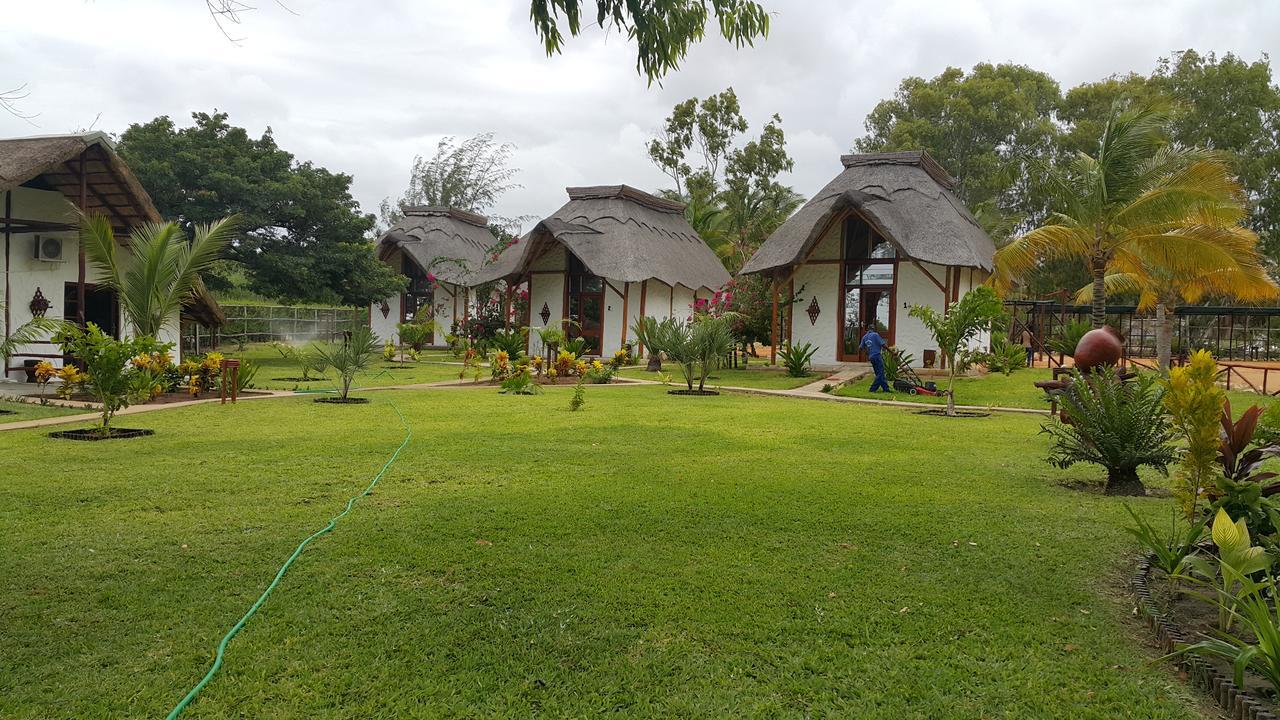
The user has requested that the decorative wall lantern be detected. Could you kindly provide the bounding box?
[29,287,51,318]
[378,300,390,319]
[806,296,821,326]
[539,302,551,325]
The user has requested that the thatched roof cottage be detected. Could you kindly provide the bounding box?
[371,206,498,347]
[741,151,996,367]
[476,185,730,357]
[1,132,222,380]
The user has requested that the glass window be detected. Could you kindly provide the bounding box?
[843,216,895,260]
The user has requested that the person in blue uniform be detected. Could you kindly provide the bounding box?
[860,323,890,392]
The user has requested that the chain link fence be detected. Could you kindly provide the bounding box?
[183,304,367,353]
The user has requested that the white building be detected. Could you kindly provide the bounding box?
[1,132,222,381]
[740,151,996,368]
[370,207,497,347]
[473,185,731,358]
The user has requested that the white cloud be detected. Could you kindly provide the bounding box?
[2,0,1277,226]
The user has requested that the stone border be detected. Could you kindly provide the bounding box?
[1132,555,1278,720]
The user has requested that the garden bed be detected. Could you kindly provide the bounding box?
[668,389,720,396]
[1134,556,1280,719]
[48,427,155,441]
[914,409,990,418]
[313,397,370,405]
[32,390,272,406]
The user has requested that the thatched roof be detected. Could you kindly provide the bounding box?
[740,151,995,275]
[0,132,224,327]
[375,206,495,285]
[471,185,730,291]
[0,132,161,233]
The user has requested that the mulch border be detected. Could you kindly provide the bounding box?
[913,409,990,418]
[48,427,155,441]
[313,397,370,405]
[1133,555,1279,720]
[667,389,721,396]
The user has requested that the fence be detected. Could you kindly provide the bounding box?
[1006,300,1280,363]
[183,304,367,353]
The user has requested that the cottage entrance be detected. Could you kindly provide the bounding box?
[63,282,119,337]
[566,255,604,355]
[839,215,897,361]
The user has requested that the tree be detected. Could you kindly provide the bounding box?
[993,103,1253,329]
[314,324,380,402]
[530,0,770,83]
[80,213,238,339]
[378,134,526,234]
[1152,51,1280,258]
[117,111,404,306]
[908,286,1005,417]
[1081,230,1277,372]
[855,63,1063,224]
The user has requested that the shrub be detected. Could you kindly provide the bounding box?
[882,348,914,383]
[1123,503,1208,576]
[499,369,542,395]
[34,361,56,403]
[553,350,578,377]
[314,325,380,401]
[778,342,817,378]
[55,324,168,433]
[977,331,1027,375]
[489,329,527,359]
[397,321,435,352]
[233,360,259,393]
[1042,369,1176,496]
[1048,319,1091,357]
[1178,508,1272,632]
[561,337,589,359]
[908,286,1005,416]
[382,341,396,362]
[491,350,515,381]
[584,360,614,384]
[1162,350,1226,519]
[645,315,736,392]
[1208,399,1280,538]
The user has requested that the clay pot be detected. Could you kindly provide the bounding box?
[1074,328,1123,372]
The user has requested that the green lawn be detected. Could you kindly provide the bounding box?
[618,365,820,390]
[836,366,1274,411]
[0,399,89,424]
[0,385,1203,718]
[227,343,464,390]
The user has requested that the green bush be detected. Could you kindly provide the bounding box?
[55,324,168,433]
[1047,320,1091,357]
[490,329,527,359]
[978,331,1028,375]
[882,347,914,382]
[1042,370,1176,496]
[778,342,817,378]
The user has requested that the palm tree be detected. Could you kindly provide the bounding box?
[718,181,803,270]
[80,213,238,339]
[1078,224,1278,371]
[994,103,1252,329]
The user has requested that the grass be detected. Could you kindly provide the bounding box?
[835,366,1274,411]
[0,399,88,424]
[617,365,819,390]
[228,343,464,391]
[0,385,1204,718]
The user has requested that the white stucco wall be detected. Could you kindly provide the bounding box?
[601,280,626,357]
[526,245,567,358]
[3,186,186,380]
[789,263,841,366]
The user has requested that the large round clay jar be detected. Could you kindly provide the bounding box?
[1074,328,1123,372]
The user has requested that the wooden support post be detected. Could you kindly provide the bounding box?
[3,191,10,353]
[620,281,630,348]
[636,281,648,356]
[77,150,87,327]
[502,282,511,331]
[770,277,780,365]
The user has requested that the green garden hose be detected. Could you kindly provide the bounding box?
[164,397,413,719]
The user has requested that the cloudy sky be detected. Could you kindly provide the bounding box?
[3,1,1277,226]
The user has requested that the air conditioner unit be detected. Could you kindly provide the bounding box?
[33,235,64,262]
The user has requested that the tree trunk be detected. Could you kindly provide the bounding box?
[646,352,662,372]
[1104,468,1146,497]
[1155,302,1172,375]
[1090,261,1107,330]
[945,367,957,417]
